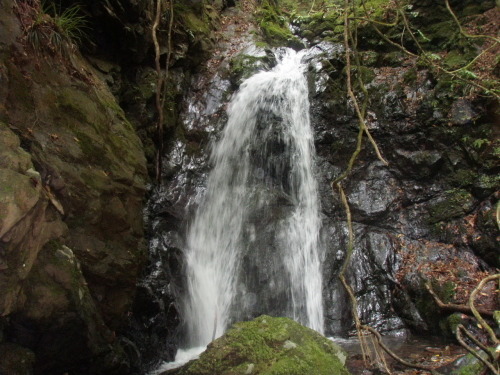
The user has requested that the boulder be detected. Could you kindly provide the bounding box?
[171,315,349,375]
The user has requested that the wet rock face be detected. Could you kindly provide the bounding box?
[151,25,498,344]
[308,38,498,336]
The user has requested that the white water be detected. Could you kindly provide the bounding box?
[151,346,206,374]
[182,48,324,349]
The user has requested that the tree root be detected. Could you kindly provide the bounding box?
[456,324,499,375]
[469,274,499,346]
[152,0,163,182]
[362,325,442,375]
[426,275,499,374]
[424,282,494,318]
[152,0,174,182]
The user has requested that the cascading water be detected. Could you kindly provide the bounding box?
[182,48,324,350]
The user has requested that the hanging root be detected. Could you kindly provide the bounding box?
[152,0,175,183]
[332,0,389,369]
[152,0,163,182]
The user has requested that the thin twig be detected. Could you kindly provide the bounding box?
[395,1,499,99]
[444,0,500,44]
[336,179,368,362]
[359,0,499,99]
[343,1,388,167]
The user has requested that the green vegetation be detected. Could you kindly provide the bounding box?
[43,2,88,45]
[256,0,303,47]
[229,53,274,84]
[26,1,88,54]
[178,315,349,375]
[259,0,498,98]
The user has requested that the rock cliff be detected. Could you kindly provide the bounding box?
[0,0,148,373]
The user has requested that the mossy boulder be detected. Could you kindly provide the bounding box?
[14,242,130,374]
[229,50,276,86]
[173,315,349,375]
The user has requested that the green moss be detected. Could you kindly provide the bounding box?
[361,51,379,66]
[184,11,211,35]
[450,350,495,375]
[356,66,376,83]
[413,279,442,332]
[174,3,211,36]
[494,311,500,327]
[57,88,100,126]
[428,189,474,224]
[446,169,477,188]
[443,50,473,70]
[421,20,459,50]
[179,316,349,375]
[438,281,456,303]
[256,0,299,47]
[454,362,483,375]
[357,0,399,20]
[441,313,463,336]
[73,131,106,166]
[380,51,406,67]
[474,174,500,191]
[229,53,272,83]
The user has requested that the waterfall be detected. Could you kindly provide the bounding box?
[182,48,324,348]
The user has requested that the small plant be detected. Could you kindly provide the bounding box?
[471,138,490,149]
[47,2,88,46]
[24,0,88,55]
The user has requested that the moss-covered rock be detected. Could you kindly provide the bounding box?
[256,0,304,48]
[229,51,276,85]
[448,349,495,375]
[174,315,349,375]
[428,189,475,224]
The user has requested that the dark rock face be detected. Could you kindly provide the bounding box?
[0,0,148,373]
[307,43,498,336]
